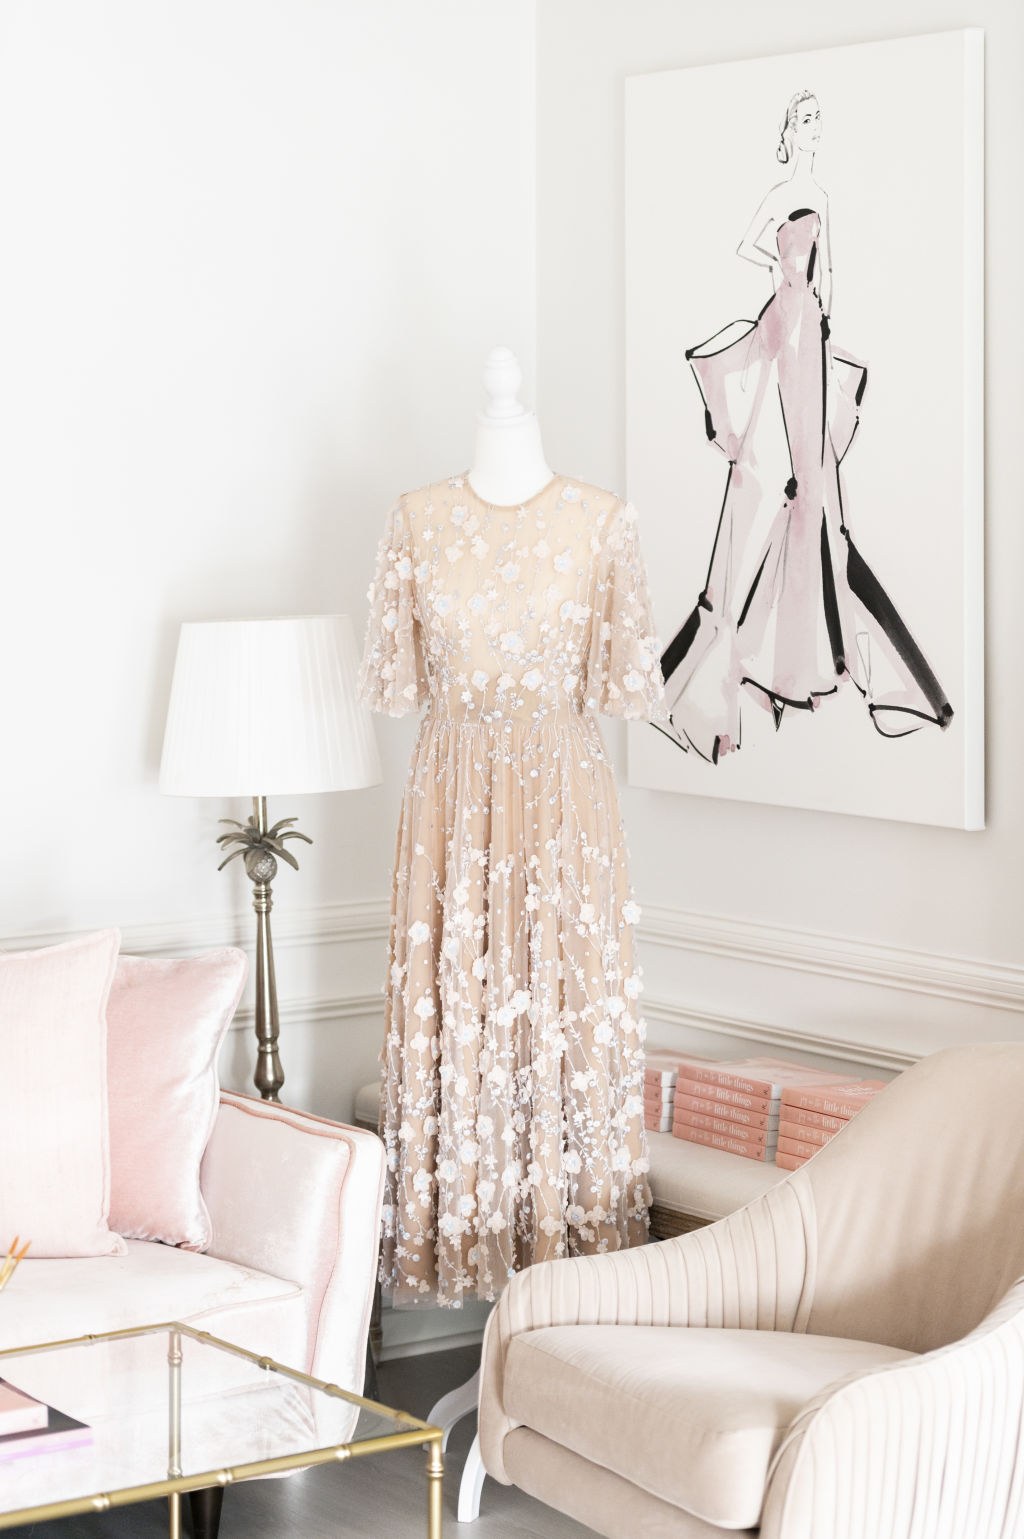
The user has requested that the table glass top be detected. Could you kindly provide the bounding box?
[0,1324,430,1523]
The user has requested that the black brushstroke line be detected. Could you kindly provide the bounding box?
[777,384,796,493]
[819,296,828,466]
[820,515,845,673]
[737,546,771,630]
[845,538,954,728]
[742,677,839,711]
[661,604,702,682]
[687,320,757,361]
[661,464,734,682]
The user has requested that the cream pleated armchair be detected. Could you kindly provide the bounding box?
[479,1044,1024,1539]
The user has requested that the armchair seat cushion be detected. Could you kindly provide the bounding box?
[504,1324,915,1528]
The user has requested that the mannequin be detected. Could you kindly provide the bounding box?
[426,343,548,1523]
[358,345,666,1523]
[467,346,553,507]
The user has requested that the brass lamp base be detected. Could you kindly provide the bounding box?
[216,796,312,1102]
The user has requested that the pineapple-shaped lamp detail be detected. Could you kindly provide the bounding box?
[159,616,381,1101]
[216,806,312,1100]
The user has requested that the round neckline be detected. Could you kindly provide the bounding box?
[462,472,564,513]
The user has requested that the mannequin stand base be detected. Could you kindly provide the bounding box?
[427,1369,486,1521]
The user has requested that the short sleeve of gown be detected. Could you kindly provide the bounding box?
[586,501,670,726]
[357,500,429,716]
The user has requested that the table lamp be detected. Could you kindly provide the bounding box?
[159,615,381,1101]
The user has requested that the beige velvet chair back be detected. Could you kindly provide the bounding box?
[792,1042,1024,1354]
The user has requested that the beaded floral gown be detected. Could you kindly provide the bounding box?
[358,473,669,1307]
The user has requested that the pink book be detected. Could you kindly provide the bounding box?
[670,1078,775,1115]
[672,1124,777,1162]
[779,1104,849,1134]
[778,1118,834,1148]
[780,1080,887,1118]
[674,1088,779,1132]
[643,1090,674,1110]
[0,1406,91,1462]
[777,1134,828,1162]
[644,1112,673,1132]
[775,1149,808,1172]
[673,1109,778,1150]
[0,1384,47,1436]
[678,1055,864,1102]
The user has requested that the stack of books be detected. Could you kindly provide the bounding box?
[0,1380,91,1462]
[671,1056,880,1163]
[643,1050,682,1132]
[776,1079,887,1170]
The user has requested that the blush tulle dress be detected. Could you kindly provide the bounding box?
[661,208,953,761]
[358,474,668,1306]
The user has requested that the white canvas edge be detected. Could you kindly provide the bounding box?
[962,28,985,830]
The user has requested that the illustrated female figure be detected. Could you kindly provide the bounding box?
[660,90,953,762]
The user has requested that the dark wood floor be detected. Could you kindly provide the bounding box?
[19,1345,596,1538]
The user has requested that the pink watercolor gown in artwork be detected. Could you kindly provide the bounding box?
[661,208,953,762]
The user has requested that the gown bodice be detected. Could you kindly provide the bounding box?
[775,210,821,289]
[359,474,668,730]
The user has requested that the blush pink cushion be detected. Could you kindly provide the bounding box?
[106,948,247,1251]
[0,929,125,1257]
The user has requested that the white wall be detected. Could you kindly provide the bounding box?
[0,0,536,1120]
[5,0,1023,1353]
[535,0,1024,1067]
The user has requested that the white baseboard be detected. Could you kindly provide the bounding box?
[379,1327,487,1362]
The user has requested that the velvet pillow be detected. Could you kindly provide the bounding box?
[0,928,125,1257]
[106,947,247,1251]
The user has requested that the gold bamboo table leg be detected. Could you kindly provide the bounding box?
[168,1330,183,1539]
[426,1433,444,1539]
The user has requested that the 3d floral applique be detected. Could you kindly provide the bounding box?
[357,475,667,1307]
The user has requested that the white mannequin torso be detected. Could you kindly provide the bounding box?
[467,346,553,507]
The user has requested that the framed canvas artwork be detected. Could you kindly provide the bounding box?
[625,30,984,829]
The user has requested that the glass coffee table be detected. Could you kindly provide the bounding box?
[0,1323,444,1536]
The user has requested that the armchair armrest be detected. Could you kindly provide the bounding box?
[200,1092,385,1394]
[761,1275,1024,1539]
[479,1176,816,1482]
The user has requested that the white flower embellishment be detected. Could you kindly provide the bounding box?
[408,920,430,947]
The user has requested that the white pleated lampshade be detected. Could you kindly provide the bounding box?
[159,615,382,797]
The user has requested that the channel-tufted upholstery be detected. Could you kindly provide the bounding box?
[479,1044,1024,1539]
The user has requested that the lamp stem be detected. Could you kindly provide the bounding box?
[251,794,284,1102]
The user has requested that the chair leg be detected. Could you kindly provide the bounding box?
[427,1367,480,1452]
[189,1486,224,1539]
[457,1433,486,1523]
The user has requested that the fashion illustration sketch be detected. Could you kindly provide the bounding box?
[659,90,954,764]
